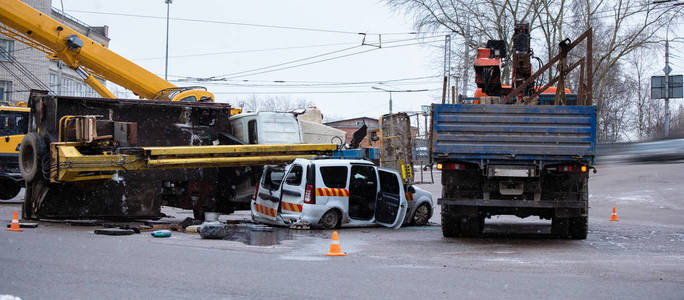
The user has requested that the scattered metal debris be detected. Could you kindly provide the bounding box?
[94,228,137,236]
[6,222,38,229]
[199,221,228,239]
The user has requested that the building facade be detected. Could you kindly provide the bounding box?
[324,117,380,148]
[0,0,110,104]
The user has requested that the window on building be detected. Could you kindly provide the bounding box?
[0,39,13,61]
[0,80,11,102]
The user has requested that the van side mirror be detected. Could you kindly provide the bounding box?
[407,185,416,194]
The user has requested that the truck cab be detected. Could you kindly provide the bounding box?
[230,112,304,145]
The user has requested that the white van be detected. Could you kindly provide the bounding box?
[252,158,428,229]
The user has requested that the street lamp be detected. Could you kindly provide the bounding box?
[164,0,172,81]
[372,86,429,114]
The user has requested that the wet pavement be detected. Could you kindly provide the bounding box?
[1,162,683,299]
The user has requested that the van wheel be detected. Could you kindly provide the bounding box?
[412,203,431,226]
[320,210,341,229]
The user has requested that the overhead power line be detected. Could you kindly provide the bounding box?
[177,76,442,88]
[130,41,363,61]
[202,37,443,79]
[67,9,431,36]
[212,88,440,95]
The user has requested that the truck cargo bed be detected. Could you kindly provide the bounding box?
[431,104,596,163]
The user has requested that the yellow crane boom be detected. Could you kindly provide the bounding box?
[0,0,214,102]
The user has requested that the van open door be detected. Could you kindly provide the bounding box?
[253,166,285,221]
[375,169,408,229]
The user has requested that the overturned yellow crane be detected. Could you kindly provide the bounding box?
[53,142,336,182]
[19,92,337,220]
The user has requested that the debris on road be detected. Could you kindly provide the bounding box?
[289,222,311,230]
[151,230,172,238]
[94,228,137,236]
[185,225,200,233]
[199,221,228,239]
[6,222,38,229]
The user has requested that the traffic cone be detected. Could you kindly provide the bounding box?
[6,210,23,232]
[325,231,346,256]
[609,207,619,222]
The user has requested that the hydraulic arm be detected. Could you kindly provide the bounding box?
[0,0,213,101]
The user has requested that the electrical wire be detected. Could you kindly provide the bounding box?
[67,9,433,36]
[212,88,440,95]
[130,41,364,61]
[213,38,443,79]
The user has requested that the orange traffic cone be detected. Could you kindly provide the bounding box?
[609,207,619,222]
[325,231,346,256]
[6,210,23,232]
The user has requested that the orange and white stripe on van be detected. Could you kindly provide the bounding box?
[255,203,277,217]
[316,188,349,197]
[405,193,414,200]
[281,201,303,213]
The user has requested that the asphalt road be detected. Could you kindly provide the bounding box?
[1,162,683,299]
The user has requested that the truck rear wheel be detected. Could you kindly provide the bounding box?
[569,216,588,239]
[441,205,460,237]
[460,216,484,237]
[552,217,570,238]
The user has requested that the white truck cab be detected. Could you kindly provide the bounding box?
[230,112,304,144]
[252,158,410,229]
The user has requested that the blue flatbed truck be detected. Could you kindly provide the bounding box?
[431,104,597,239]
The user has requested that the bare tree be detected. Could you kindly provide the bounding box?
[387,0,683,141]
[233,95,315,112]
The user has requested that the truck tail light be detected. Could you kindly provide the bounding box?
[437,163,465,170]
[304,184,316,204]
[554,165,587,172]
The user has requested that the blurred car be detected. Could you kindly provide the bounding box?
[624,138,684,163]
[252,158,433,229]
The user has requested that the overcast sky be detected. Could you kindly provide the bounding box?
[60,0,682,120]
[60,0,447,119]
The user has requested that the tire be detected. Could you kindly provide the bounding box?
[569,216,588,239]
[441,205,460,237]
[19,133,47,182]
[320,209,341,229]
[460,216,484,237]
[412,203,431,226]
[552,217,570,238]
[0,178,21,200]
[193,208,205,221]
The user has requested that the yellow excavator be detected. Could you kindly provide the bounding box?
[0,0,337,219]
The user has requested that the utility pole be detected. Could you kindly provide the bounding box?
[164,0,172,81]
[442,35,451,104]
[664,38,670,137]
[372,87,428,114]
[462,23,471,97]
